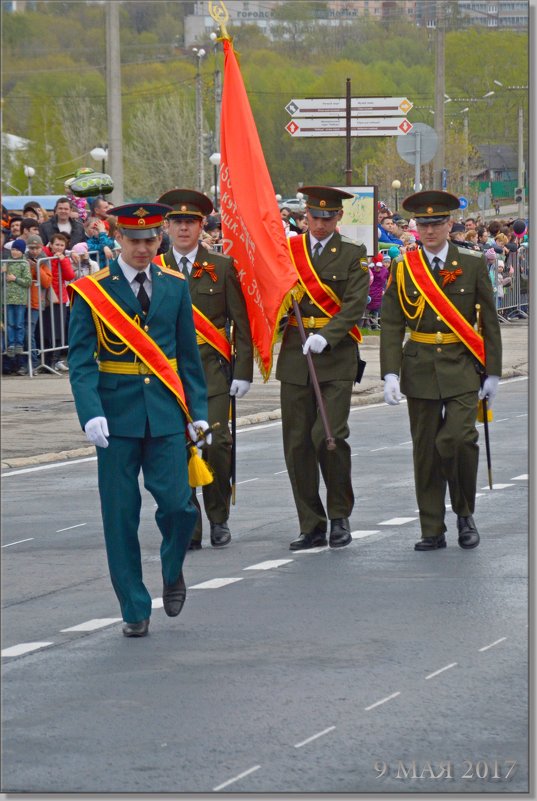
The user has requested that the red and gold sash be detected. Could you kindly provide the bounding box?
[153,254,231,361]
[404,249,485,365]
[69,276,191,420]
[288,235,362,344]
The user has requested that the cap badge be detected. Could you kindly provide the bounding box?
[180,205,188,211]
[133,207,150,218]
[320,200,326,207]
[427,206,434,214]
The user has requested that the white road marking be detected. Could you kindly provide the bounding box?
[243,560,293,570]
[516,413,528,417]
[511,474,528,480]
[371,446,388,452]
[294,726,336,748]
[2,456,96,477]
[2,642,53,657]
[425,662,458,680]
[273,469,288,475]
[61,618,121,632]
[495,418,509,422]
[480,483,515,490]
[293,546,328,554]
[365,691,401,711]
[399,440,413,445]
[479,637,507,652]
[213,765,261,792]
[189,578,244,589]
[379,517,417,526]
[2,538,34,548]
[56,523,87,533]
[237,478,259,486]
[351,530,380,539]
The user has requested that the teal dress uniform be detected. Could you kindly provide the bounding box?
[68,257,208,624]
[380,241,502,539]
[276,230,369,537]
[156,245,253,540]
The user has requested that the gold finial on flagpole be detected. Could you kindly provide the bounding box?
[209,1,231,41]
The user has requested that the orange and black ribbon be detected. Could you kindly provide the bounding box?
[193,262,218,282]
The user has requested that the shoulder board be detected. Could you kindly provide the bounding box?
[93,267,110,281]
[457,245,481,257]
[160,265,186,279]
[340,235,364,246]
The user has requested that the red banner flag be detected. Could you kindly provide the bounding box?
[220,38,298,380]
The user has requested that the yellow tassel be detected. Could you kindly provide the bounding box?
[188,446,214,487]
[476,399,493,423]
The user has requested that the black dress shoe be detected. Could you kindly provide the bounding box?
[289,528,327,551]
[210,522,231,547]
[122,619,149,637]
[329,518,352,548]
[414,534,447,551]
[457,515,480,549]
[162,571,186,617]
[188,539,202,551]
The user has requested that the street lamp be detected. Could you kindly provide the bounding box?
[192,47,206,192]
[209,151,221,210]
[391,179,401,212]
[23,165,35,195]
[90,146,108,172]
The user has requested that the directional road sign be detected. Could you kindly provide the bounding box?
[285,97,413,118]
[285,117,413,138]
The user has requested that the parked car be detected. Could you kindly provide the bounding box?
[279,197,306,211]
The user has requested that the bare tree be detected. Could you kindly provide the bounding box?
[54,91,107,170]
[123,94,198,199]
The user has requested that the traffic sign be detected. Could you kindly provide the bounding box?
[397,123,438,165]
[285,97,413,118]
[285,117,413,138]
[459,196,468,210]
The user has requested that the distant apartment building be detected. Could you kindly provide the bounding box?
[417,0,528,29]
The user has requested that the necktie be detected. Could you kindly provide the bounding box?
[312,242,322,263]
[134,272,150,315]
[180,256,189,274]
[432,256,441,272]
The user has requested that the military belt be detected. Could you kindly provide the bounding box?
[288,315,330,330]
[98,358,178,375]
[409,331,460,345]
[196,327,227,346]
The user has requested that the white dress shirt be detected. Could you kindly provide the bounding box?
[118,255,153,300]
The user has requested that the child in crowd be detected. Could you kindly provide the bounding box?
[366,253,389,330]
[43,232,75,372]
[84,216,116,268]
[24,234,52,374]
[70,241,99,278]
[3,238,32,359]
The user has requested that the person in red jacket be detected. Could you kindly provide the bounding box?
[42,232,75,372]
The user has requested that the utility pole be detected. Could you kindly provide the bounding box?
[433,0,445,190]
[194,48,206,192]
[463,112,469,199]
[106,1,124,204]
[518,106,525,218]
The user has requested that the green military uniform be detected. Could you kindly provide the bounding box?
[276,186,370,544]
[156,190,253,546]
[380,191,502,544]
[68,204,208,627]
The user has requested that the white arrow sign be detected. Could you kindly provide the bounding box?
[285,97,413,117]
[285,117,413,138]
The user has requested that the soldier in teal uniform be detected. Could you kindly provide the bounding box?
[276,186,370,550]
[68,203,210,637]
[380,190,502,551]
[155,189,253,550]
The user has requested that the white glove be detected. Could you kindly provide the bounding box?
[187,420,212,446]
[230,379,251,398]
[478,375,500,405]
[383,373,402,406]
[303,334,328,355]
[84,416,109,448]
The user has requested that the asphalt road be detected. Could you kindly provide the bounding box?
[1,377,529,794]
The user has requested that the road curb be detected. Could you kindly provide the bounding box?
[0,369,526,470]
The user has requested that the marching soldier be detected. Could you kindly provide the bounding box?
[277,186,370,550]
[380,190,502,551]
[68,203,210,637]
[154,189,253,549]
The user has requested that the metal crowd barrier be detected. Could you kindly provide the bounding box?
[492,247,529,323]
[1,249,105,377]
